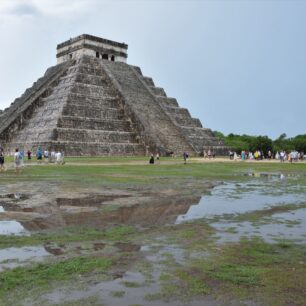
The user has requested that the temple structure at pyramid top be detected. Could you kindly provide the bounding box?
[57,34,128,64]
[0,34,227,156]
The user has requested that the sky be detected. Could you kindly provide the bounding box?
[0,0,305,139]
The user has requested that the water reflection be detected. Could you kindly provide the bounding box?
[176,181,306,244]
[0,220,28,235]
[1,194,200,233]
[176,182,306,222]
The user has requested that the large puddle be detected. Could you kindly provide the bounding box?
[0,246,51,271]
[176,179,306,244]
[0,220,28,235]
[0,204,29,235]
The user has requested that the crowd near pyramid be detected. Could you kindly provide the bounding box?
[0,34,226,156]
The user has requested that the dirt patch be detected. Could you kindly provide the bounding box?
[56,194,131,207]
[93,243,105,251]
[115,242,140,252]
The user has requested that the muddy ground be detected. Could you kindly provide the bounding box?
[0,159,305,306]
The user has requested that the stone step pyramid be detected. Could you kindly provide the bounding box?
[0,34,227,156]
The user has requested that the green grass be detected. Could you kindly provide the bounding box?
[110,290,125,298]
[0,225,135,249]
[188,238,306,304]
[2,159,306,187]
[0,256,112,298]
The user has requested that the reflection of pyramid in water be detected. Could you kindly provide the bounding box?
[0,34,227,156]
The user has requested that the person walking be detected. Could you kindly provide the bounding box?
[36,147,43,163]
[183,152,188,164]
[0,152,4,172]
[149,154,155,164]
[156,153,160,164]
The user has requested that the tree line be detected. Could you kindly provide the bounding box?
[213,132,306,155]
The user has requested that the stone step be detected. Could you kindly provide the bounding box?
[54,128,137,143]
[42,93,120,105]
[180,126,214,137]
[62,105,124,120]
[59,72,110,86]
[163,106,191,117]
[149,86,167,97]
[130,65,142,75]
[65,95,121,109]
[57,116,133,131]
[67,65,105,76]
[70,83,116,97]
[142,76,155,87]
[74,73,110,86]
[170,114,202,128]
[156,96,179,107]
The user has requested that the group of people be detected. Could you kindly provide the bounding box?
[35,148,65,165]
[149,152,192,164]
[229,150,304,162]
[0,146,65,174]
[203,149,216,159]
[149,153,160,164]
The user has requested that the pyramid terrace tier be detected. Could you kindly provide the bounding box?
[57,116,135,131]
[5,141,145,156]
[62,104,124,120]
[53,128,139,143]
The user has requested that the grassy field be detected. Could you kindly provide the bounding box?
[0,158,305,305]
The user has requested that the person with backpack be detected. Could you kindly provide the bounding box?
[36,147,43,163]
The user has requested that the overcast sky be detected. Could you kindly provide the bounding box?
[0,0,305,139]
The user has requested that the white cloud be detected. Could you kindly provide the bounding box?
[0,0,39,16]
[0,0,99,19]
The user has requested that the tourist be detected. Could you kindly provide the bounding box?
[241,151,246,161]
[268,150,272,160]
[233,152,238,160]
[14,148,22,174]
[36,147,43,163]
[280,151,285,162]
[156,153,160,164]
[207,149,212,159]
[183,152,188,164]
[203,150,208,158]
[229,150,234,160]
[20,150,25,167]
[149,154,154,164]
[51,151,56,163]
[27,150,32,160]
[0,152,4,172]
[44,150,49,164]
[275,151,280,160]
[56,151,65,165]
